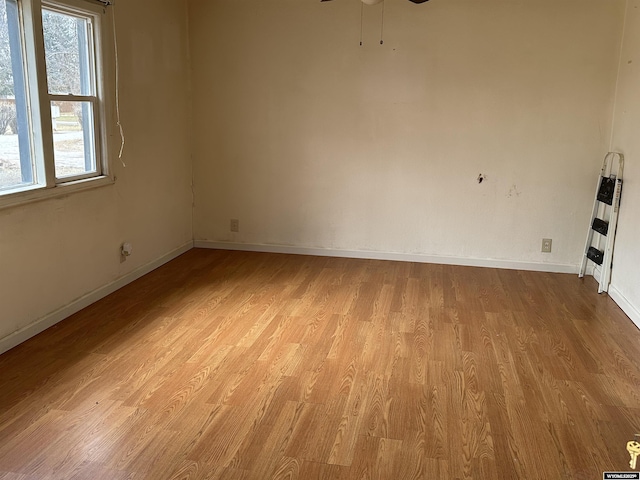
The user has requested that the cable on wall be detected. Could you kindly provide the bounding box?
[110,1,125,165]
[359,2,364,46]
[380,0,385,44]
[93,0,125,165]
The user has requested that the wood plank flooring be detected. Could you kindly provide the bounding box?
[1,248,640,479]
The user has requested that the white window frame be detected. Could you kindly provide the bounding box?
[0,0,114,210]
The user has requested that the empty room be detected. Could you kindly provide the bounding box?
[1,0,640,478]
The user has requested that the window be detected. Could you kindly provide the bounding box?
[0,0,112,206]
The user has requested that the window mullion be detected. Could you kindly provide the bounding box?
[49,93,96,102]
[22,0,55,187]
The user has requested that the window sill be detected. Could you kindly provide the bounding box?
[0,175,115,211]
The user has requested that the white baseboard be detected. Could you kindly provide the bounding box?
[570,264,639,331]
[608,285,640,331]
[194,241,579,274]
[0,241,194,356]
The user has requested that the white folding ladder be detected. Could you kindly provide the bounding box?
[578,152,624,293]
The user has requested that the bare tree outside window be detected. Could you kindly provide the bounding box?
[43,8,96,178]
[0,0,24,190]
[0,2,14,98]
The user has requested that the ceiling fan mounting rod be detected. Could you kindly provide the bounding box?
[321,0,431,45]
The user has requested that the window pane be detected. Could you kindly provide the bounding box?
[52,100,96,178]
[0,0,34,193]
[42,8,93,96]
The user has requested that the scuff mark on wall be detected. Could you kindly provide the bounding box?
[507,184,521,198]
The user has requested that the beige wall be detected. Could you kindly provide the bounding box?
[190,0,624,269]
[0,0,193,345]
[610,0,640,325]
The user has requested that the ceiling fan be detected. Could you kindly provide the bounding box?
[321,0,430,4]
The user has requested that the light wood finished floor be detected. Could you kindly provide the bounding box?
[1,249,640,479]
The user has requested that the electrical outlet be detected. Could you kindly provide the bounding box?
[542,238,552,253]
[120,242,132,263]
[230,219,239,233]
